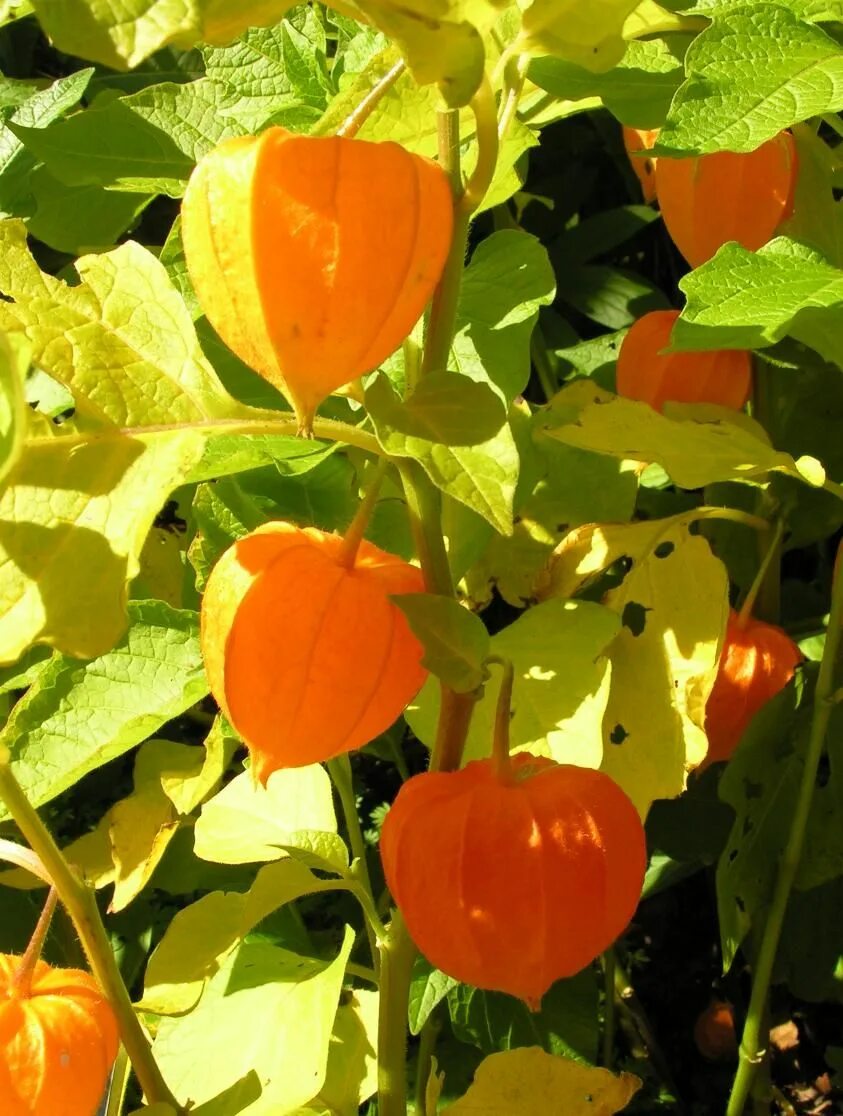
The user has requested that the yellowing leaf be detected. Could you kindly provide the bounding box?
[520,0,640,71]
[109,778,179,913]
[311,990,379,1116]
[194,766,348,870]
[442,1047,640,1114]
[0,332,27,490]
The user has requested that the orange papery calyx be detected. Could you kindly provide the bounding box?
[200,522,429,778]
[181,127,454,434]
[616,309,752,412]
[622,126,660,203]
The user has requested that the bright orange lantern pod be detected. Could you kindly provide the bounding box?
[201,522,428,778]
[656,132,798,268]
[616,309,752,412]
[181,127,454,434]
[622,126,659,203]
[0,955,119,1116]
[703,609,802,767]
[380,753,647,1008]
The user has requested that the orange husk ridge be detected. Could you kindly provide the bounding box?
[616,309,752,412]
[703,608,802,767]
[622,126,660,203]
[656,132,798,268]
[0,955,119,1116]
[201,522,428,779]
[181,127,454,432]
[380,753,647,1008]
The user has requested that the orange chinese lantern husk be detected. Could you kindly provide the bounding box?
[704,609,801,766]
[656,132,797,268]
[201,522,428,778]
[616,309,752,412]
[381,754,647,1008]
[0,956,119,1116]
[693,1000,738,1062]
[623,127,660,203]
[182,128,454,432]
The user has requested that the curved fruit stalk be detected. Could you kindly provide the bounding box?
[622,126,659,203]
[181,127,454,433]
[656,132,797,268]
[0,955,119,1116]
[616,309,752,412]
[703,609,802,767]
[380,752,647,1008]
[201,522,428,778]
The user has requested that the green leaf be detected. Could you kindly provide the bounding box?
[0,69,93,217]
[674,238,843,369]
[544,380,807,491]
[407,599,620,767]
[779,125,843,267]
[26,167,151,253]
[140,858,338,1014]
[194,767,348,870]
[528,37,685,129]
[684,0,841,19]
[0,331,28,488]
[365,372,506,446]
[448,968,599,1063]
[29,0,296,70]
[555,265,670,331]
[0,601,208,819]
[409,958,460,1035]
[392,594,490,693]
[153,930,353,1113]
[519,0,642,72]
[452,230,556,403]
[656,5,843,154]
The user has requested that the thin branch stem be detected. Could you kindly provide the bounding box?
[345,961,379,986]
[498,53,529,141]
[336,459,389,568]
[414,1011,442,1115]
[0,750,183,1113]
[737,517,785,628]
[602,949,616,1069]
[726,540,843,1116]
[11,888,57,997]
[336,60,406,138]
[328,755,380,971]
[485,656,514,783]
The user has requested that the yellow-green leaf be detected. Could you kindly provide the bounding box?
[311,990,379,1116]
[520,0,640,71]
[0,331,27,490]
[442,1047,640,1113]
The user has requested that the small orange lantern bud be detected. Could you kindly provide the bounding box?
[656,132,797,268]
[616,309,752,412]
[693,999,738,1061]
[0,955,119,1116]
[201,522,428,778]
[381,754,647,1008]
[704,609,802,767]
[181,128,454,433]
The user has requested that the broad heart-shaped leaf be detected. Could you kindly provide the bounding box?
[683,0,842,20]
[0,332,27,488]
[0,602,208,820]
[0,69,92,218]
[140,858,340,1015]
[407,599,620,768]
[365,371,506,446]
[441,1047,640,1114]
[452,230,556,404]
[153,931,353,1115]
[655,6,843,155]
[392,594,490,693]
[543,381,809,492]
[674,239,843,371]
[716,679,812,971]
[528,35,684,129]
[30,0,296,70]
[27,167,152,254]
[588,521,728,815]
[519,0,641,69]
[194,767,348,870]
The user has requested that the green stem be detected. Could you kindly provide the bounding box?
[396,460,453,597]
[725,540,843,1116]
[345,961,379,985]
[460,74,499,215]
[498,54,529,141]
[336,459,389,568]
[376,912,418,1116]
[429,687,477,773]
[414,1011,442,1115]
[601,949,616,1069]
[105,1048,133,1116]
[737,517,785,627]
[328,755,379,971]
[614,953,684,1107]
[530,326,558,402]
[336,59,406,138]
[485,656,515,782]
[0,751,183,1113]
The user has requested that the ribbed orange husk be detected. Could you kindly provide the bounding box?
[380,754,647,1008]
[622,127,659,203]
[181,128,454,432]
[616,309,752,412]
[703,609,802,766]
[656,132,797,268]
[201,522,428,777]
[693,1000,738,1062]
[0,955,119,1116]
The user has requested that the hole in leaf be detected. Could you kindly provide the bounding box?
[622,601,649,636]
[609,723,629,745]
[654,541,675,559]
